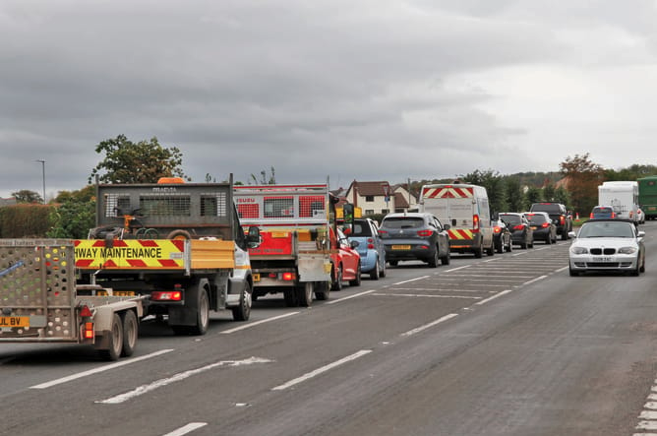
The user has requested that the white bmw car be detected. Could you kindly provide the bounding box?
[569,219,646,276]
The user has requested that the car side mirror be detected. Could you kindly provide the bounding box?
[350,240,359,249]
[246,226,261,248]
[443,223,451,231]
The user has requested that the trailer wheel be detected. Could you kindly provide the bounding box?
[296,282,313,307]
[232,283,252,321]
[121,310,138,357]
[314,281,330,300]
[99,313,123,361]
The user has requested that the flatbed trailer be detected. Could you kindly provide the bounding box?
[0,239,144,360]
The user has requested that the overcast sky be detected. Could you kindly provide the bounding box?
[2,0,655,199]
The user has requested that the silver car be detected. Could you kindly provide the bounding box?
[568,219,645,276]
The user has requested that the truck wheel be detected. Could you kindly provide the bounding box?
[296,282,313,307]
[232,283,252,321]
[99,313,123,361]
[284,289,298,307]
[370,261,380,280]
[120,310,138,357]
[314,281,330,301]
[173,286,210,335]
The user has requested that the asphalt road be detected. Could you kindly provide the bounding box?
[1,222,656,436]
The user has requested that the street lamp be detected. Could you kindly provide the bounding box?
[36,160,45,204]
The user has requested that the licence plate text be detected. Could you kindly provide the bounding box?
[392,245,411,250]
[0,316,29,328]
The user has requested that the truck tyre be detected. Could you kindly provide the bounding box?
[284,289,298,307]
[296,282,313,307]
[120,310,138,357]
[172,285,210,335]
[232,283,252,321]
[349,262,362,286]
[370,261,380,280]
[99,313,123,361]
[314,281,330,301]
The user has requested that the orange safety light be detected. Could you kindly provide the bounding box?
[84,322,94,339]
[282,272,296,281]
[157,177,185,184]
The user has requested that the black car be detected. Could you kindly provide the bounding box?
[379,212,450,267]
[529,202,572,240]
[492,218,513,253]
[525,211,557,244]
[498,212,534,249]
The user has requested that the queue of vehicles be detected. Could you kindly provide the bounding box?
[0,177,650,361]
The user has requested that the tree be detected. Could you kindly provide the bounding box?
[89,135,187,184]
[459,169,506,214]
[250,167,276,185]
[12,189,42,204]
[559,153,604,216]
[504,177,526,212]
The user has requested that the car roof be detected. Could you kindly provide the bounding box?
[383,212,430,219]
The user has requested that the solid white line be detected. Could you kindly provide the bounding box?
[163,423,208,436]
[30,349,174,389]
[326,290,375,304]
[401,313,458,337]
[475,289,514,306]
[98,356,272,404]
[272,350,372,391]
[393,276,430,285]
[372,293,481,300]
[221,312,299,334]
[523,275,547,286]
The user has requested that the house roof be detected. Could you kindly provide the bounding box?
[394,192,409,208]
[349,181,391,196]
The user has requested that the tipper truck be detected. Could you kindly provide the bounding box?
[75,176,260,336]
[0,239,145,360]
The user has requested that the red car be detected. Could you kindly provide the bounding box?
[329,227,361,290]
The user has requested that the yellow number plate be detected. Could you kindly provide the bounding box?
[0,316,30,328]
[253,273,260,282]
[114,290,136,297]
[392,245,411,250]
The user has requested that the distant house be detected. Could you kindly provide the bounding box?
[392,184,417,212]
[344,180,395,216]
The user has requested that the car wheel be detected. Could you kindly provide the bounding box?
[495,239,503,254]
[562,231,569,241]
[545,236,552,245]
[428,250,439,267]
[440,250,450,265]
[474,246,483,258]
[389,260,398,267]
[370,260,380,280]
[331,264,343,290]
[349,262,362,286]
[640,258,646,273]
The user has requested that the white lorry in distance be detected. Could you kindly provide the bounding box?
[597,181,639,224]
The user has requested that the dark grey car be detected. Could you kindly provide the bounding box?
[378,212,450,267]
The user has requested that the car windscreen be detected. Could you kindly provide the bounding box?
[579,221,634,238]
[381,217,424,229]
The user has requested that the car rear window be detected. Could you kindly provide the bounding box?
[531,204,561,214]
[381,217,424,229]
[527,214,547,224]
[351,221,372,236]
[500,215,521,225]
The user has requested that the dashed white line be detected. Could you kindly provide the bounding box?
[221,312,300,334]
[272,350,372,391]
[97,357,272,404]
[393,276,430,285]
[443,265,472,272]
[522,275,548,286]
[475,289,514,306]
[163,423,208,436]
[401,313,459,337]
[30,349,174,389]
[373,293,481,300]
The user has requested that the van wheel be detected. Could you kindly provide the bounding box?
[296,282,313,307]
[474,246,483,258]
[232,283,252,321]
[120,310,138,357]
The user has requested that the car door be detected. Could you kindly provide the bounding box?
[337,228,360,279]
[433,216,450,256]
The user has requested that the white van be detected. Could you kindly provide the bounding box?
[598,181,639,224]
[419,183,494,258]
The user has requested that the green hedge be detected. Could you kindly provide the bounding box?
[0,204,54,238]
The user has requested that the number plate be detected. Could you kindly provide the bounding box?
[392,245,411,250]
[253,273,260,282]
[531,226,537,230]
[594,256,613,262]
[114,290,135,297]
[0,316,30,328]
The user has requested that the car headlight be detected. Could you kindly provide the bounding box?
[618,246,637,255]
[570,246,588,255]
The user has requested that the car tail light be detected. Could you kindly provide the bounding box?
[559,215,565,225]
[493,226,501,234]
[611,212,616,218]
[152,290,183,301]
[367,243,375,249]
[513,225,524,231]
[417,229,433,237]
[541,222,549,228]
[473,214,480,232]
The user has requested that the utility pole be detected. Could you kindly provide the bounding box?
[36,159,46,204]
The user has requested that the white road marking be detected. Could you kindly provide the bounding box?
[393,276,430,285]
[640,411,657,419]
[443,265,472,272]
[30,349,174,390]
[372,293,481,300]
[97,357,272,404]
[401,313,459,337]
[646,402,657,410]
[556,266,569,272]
[221,312,300,334]
[637,420,657,430]
[523,275,547,286]
[326,290,375,304]
[475,289,514,306]
[163,423,207,436]
[272,350,372,391]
